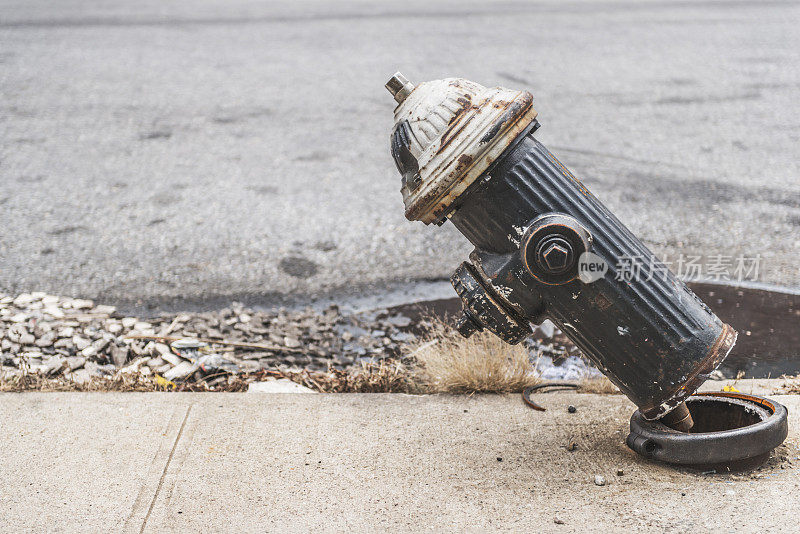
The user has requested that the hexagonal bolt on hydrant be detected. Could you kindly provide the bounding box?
[385,72,739,432]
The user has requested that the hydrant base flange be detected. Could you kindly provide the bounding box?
[627,392,789,471]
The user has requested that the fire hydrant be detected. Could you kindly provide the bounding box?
[385,72,737,430]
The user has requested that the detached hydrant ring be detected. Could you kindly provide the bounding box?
[627,391,789,471]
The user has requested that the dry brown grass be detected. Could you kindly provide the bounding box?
[295,360,417,393]
[577,376,619,394]
[778,375,800,394]
[0,371,162,392]
[0,363,417,394]
[409,321,541,394]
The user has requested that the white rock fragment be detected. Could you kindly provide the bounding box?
[119,357,150,374]
[92,338,110,352]
[147,357,166,368]
[66,356,86,371]
[68,369,93,384]
[283,336,302,348]
[110,345,128,367]
[106,322,123,334]
[536,319,556,338]
[43,306,65,319]
[35,332,56,347]
[54,338,73,349]
[43,356,65,375]
[163,361,198,381]
[72,336,90,350]
[154,343,172,357]
[57,326,75,338]
[71,299,94,310]
[248,379,316,394]
[163,352,185,366]
[13,294,36,306]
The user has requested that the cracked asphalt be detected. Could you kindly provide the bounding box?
[1,0,798,311]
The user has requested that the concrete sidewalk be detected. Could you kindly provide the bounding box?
[1,392,798,533]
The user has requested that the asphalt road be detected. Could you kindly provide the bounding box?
[2,0,799,311]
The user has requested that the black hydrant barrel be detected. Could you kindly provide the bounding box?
[386,73,737,420]
[448,133,736,419]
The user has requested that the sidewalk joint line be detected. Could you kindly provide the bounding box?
[139,404,193,533]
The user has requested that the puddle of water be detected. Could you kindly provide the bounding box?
[691,282,800,378]
[387,281,800,379]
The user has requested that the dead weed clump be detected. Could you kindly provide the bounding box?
[0,371,162,392]
[577,376,619,394]
[778,375,800,394]
[409,321,541,394]
[0,363,418,394]
[296,360,417,393]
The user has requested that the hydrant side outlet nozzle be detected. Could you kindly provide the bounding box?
[386,72,737,422]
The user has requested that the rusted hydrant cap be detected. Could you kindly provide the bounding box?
[386,72,537,224]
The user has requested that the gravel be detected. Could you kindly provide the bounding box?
[0,292,613,390]
[0,292,420,386]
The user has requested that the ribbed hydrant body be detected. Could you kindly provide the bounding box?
[386,73,736,421]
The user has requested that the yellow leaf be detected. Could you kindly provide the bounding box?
[722,385,740,392]
[155,374,176,390]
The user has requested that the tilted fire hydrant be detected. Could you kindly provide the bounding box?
[385,72,737,431]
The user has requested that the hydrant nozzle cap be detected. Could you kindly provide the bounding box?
[386,72,415,104]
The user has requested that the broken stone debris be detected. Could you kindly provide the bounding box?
[0,292,420,387]
[0,292,615,389]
